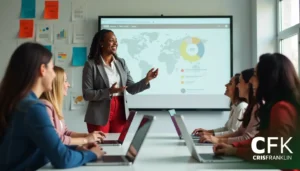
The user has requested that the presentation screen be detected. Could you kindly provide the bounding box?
[99,16,233,110]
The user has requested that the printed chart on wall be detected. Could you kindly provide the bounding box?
[54,47,71,68]
[54,24,70,44]
[36,24,53,44]
[71,92,85,110]
[72,0,86,21]
[73,23,85,43]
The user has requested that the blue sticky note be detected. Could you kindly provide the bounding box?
[72,47,87,66]
[21,0,36,18]
[44,45,52,52]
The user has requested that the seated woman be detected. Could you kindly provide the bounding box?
[192,74,248,136]
[0,43,103,170]
[213,53,300,170]
[40,66,106,145]
[200,68,260,144]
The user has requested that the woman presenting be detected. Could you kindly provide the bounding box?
[82,29,158,133]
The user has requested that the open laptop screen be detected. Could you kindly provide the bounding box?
[125,116,153,162]
[118,111,136,143]
[168,109,182,137]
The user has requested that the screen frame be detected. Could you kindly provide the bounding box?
[98,15,233,111]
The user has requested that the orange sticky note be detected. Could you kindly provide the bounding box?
[44,1,59,19]
[19,20,34,38]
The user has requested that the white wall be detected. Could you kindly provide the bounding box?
[0,0,276,134]
[251,0,277,66]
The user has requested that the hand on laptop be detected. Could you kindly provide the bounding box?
[200,134,220,144]
[198,131,214,136]
[192,128,207,135]
[213,143,236,156]
[94,131,106,137]
[192,128,214,136]
[90,145,106,159]
[77,142,106,159]
[86,131,106,143]
[76,142,97,151]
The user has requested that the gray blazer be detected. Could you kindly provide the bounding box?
[82,57,150,125]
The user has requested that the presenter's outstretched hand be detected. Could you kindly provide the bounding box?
[145,68,159,84]
[109,82,127,94]
[213,143,236,156]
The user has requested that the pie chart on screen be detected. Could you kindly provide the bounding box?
[180,37,205,62]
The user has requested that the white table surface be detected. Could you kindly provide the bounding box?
[40,133,278,171]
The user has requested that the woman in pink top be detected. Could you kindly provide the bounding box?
[200,68,259,144]
[40,66,106,145]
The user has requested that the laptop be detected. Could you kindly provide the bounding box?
[174,114,243,163]
[168,109,201,140]
[100,111,137,146]
[86,115,155,166]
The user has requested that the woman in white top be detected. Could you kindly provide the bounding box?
[192,73,248,136]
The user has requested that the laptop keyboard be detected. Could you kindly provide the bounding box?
[199,153,223,160]
[101,156,125,162]
[192,135,199,139]
[102,140,119,144]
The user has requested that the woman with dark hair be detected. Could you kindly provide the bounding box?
[192,73,248,136]
[0,43,104,170]
[213,53,300,169]
[200,68,259,144]
[82,29,158,133]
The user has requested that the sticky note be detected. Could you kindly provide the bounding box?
[21,0,36,18]
[72,47,87,66]
[19,20,34,38]
[44,45,52,52]
[44,1,59,19]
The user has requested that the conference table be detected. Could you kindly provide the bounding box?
[40,133,278,171]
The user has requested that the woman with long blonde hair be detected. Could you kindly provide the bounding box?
[40,66,105,145]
